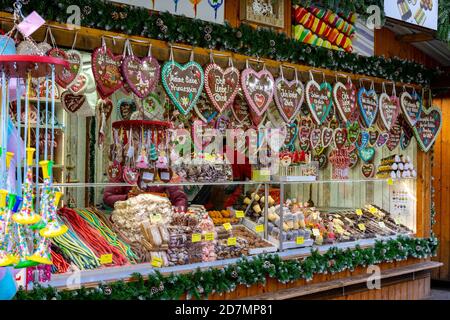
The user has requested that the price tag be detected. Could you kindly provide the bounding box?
[387,178,394,186]
[312,228,320,237]
[100,254,113,264]
[255,224,264,233]
[369,207,378,214]
[358,224,366,231]
[356,209,363,216]
[227,237,237,246]
[296,237,305,245]
[151,257,163,268]
[191,233,202,243]
[235,210,245,218]
[205,232,215,241]
[378,221,386,229]
[150,214,162,223]
[223,223,232,231]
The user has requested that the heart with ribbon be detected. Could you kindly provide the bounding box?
[121,55,160,99]
[117,98,137,120]
[204,63,240,113]
[241,67,274,117]
[92,47,124,99]
[333,128,347,150]
[194,93,218,124]
[61,91,86,114]
[310,129,322,149]
[358,88,378,127]
[379,93,400,130]
[358,147,375,163]
[400,91,422,127]
[274,76,304,124]
[123,167,139,185]
[376,132,390,148]
[322,127,333,148]
[333,80,356,123]
[69,73,88,94]
[387,123,402,151]
[162,60,204,116]
[413,106,442,152]
[48,48,81,88]
[356,130,370,150]
[306,80,333,125]
[361,163,375,178]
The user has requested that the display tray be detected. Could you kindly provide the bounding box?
[272,176,317,182]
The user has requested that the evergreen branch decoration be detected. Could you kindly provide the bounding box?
[0,0,437,85]
[15,236,438,300]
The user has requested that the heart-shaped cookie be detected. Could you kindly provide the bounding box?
[162,60,204,116]
[322,127,333,148]
[356,130,370,150]
[334,128,347,149]
[204,63,240,113]
[349,149,359,168]
[347,121,360,144]
[379,93,400,130]
[368,128,379,147]
[117,98,137,120]
[48,48,79,88]
[194,93,218,124]
[121,55,160,99]
[376,132,390,148]
[274,77,304,123]
[358,147,375,163]
[361,163,375,178]
[333,80,356,123]
[123,166,139,185]
[283,121,298,149]
[387,123,402,151]
[400,91,422,127]
[108,161,123,183]
[69,73,88,94]
[306,80,333,125]
[358,88,378,127]
[61,91,86,113]
[241,67,274,117]
[310,128,322,149]
[313,153,328,169]
[92,47,124,99]
[413,106,442,152]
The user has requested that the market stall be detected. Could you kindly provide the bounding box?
[0,0,443,300]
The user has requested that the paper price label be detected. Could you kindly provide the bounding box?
[191,233,202,243]
[235,210,245,218]
[205,233,215,241]
[296,237,305,245]
[255,224,264,233]
[100,254,113,264]
[369,207,377,214]
[223,223,232,231]
[387,178,394,186]
[358,224,366,231]
[356,209,363,216]
[378,222,386,229]
[150,214,162,223]
[312,228,320,237]
[227,237,237,246]
[151,257,163,268]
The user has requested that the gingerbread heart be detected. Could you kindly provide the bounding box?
[334,128,347,149]
[387,123,402,151]
[92,47,124,99]
[306,80,333,125]
[313,153,328,169]
[108,161,123,183]
[413,106,442,152]
[368,128,379,147]
[347,121,360,144]
[121,55,160,99]
[333,80,357,123]
[358,147,375,163]
[310,129,322,149]
[349,149,359,168]
[118,98,137,120]
[194,93,218,124]
[361,163,375,178]
[283,121,298,149]
[61,91,86,113]
[400,91,422,127]
[48,48,79,88]
[358,88,378,127]
[231,93,252,128]
[69,73,88,94]
[162,60,204,116]
[322,127,333,148]
[241,67,274,117]
[299,138,310,152]
[274,77,304,123]
[204,63,240,113]
[379,93,400,130]
[123,166,139,185]
[376,132,390,148]
[356,130,370,150]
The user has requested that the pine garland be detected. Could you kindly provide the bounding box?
[15,236,438,300]
[0,0,437,85]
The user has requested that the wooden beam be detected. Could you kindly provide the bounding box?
[396,33,435,44]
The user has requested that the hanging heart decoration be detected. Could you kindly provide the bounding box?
[376,132,390,148]
[400,130,412,150]
[249,107,267,127]
[192,120,216,151]
[306,80,333,125]
[361,163,375,178]
[108,161,123,183]
[358,88,378,127]
[48,48,80,88]
[204,63,240,113]
[322,127,333,148]
[358,147,375,163]
[413,106,442,152]
[241,67,274,117]
[143,86,168,121]
[69,73,88,94]
[356,130,370,150]
[310,129,322,149]
[123,167,139,185]
[313,153,328,169]
[328,116,340,130]
[399,115,414,150]
[118,98,137,120]
[121,55,160,98]
[162,60,204,116]
[283,121,298,149]
[347,121,360,144]
[400,91,422,127]
[368,128,379,147]
[333,128,347,150]
[92,47,124,99]
[379,93,400,130]
[299,139,310,152]
[274,77,304,123]
[97,98,114,120]
[194,92,218,124]
[298,116,314,142]
[387,123,402,151]
[61,91,86,114]
[333,80,357,123]
[349,148,359,168]
[231,92,252,128]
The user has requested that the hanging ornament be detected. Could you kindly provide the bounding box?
[400,89,422,127]
[305,72,333,125]
[413,106,442,153]
[241,62,274,117]
[358,81,378,128]
[274,66,304,124]
[189,0,203,17]
[208,0,224,19]
[379,82,400,131]
[333,77,357,124]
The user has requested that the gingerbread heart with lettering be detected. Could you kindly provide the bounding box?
[204,63,240,113]
[400,91,422,127]
[194,93,218,124]
[358,147,375,163]
[368,128,379,147]
[334,128,347,149]
[231,93,252,129]
[92,47,124,99]
[361,163,375,178]
[349,149,359,168]
[333,80,357,123]
[241,67,274,117]
[347,121,360,144]
[322,127,333,148]
[162,60,204,116]
[356,130,370,150]
[283,122,298,149]
[387,123,402,151]
[413,106,442,152]
[121,55,160,99]
[358,88,378,128]
[306,80,333,125]
[379,93,400,130]
[123,167,139,185]
[310,129,322,149]
[314,153,328,169]
[108,161,123,183]
[48,48,81,88]
[61,91,86,113]
[376,132,390,148]
[274,77,304,124]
